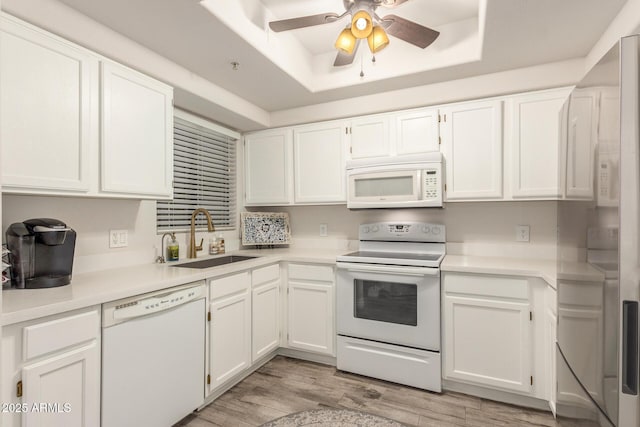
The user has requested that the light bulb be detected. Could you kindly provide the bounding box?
[355,17,367,31]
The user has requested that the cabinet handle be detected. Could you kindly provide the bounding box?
[16,381,22,398]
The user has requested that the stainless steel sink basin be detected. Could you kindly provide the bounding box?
[171,255,257,269]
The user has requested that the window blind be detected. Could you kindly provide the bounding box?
[157,116,237,231]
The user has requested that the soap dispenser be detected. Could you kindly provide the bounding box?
[167,233,179,261]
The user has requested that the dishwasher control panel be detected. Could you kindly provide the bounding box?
[103,282,206,327]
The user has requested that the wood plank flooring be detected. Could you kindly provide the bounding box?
[177,356,558,427]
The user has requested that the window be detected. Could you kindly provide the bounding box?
[157,110,238,231]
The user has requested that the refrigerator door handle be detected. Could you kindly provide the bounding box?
[622,300,639,395]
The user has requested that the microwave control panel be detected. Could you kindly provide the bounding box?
[422,169,440,201]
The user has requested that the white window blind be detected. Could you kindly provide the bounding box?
[157,115,237,231]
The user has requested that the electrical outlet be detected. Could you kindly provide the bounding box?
[516,225,530,242]
[109,229,128,248]
[319,224,328,237]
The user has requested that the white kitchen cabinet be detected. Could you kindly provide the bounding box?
[0,15,97,194]
[395,108,440,155]
[507,88,571,198]
[545,285,558,413]
[244,129,293,205]
[293,121,347,203]
[443,273,533,395]
[208,272,252,392]
[100,61,173,198]
[349,115,391,159]
[565,89,598,199]
[252,264,281,362]
[440,100,503,200]
[1,307,101,427]
[287,263,335,356]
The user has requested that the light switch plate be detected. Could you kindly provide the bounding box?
[319,224,328,237]
[110,229,128,248]
[516,225,530,242]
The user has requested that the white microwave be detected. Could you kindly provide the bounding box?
[346,153,444,209]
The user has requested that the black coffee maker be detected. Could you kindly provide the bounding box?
[6,218,76,289]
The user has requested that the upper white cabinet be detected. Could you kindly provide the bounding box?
[100,62,173,198]
[507,88,571,199]
[395,108,440,155]
[293,121,347,203]
[0,15,96,193]
[441,100,503,200]
[0,14,174,199]
[244,129,293,205]
[349,115,390,159]
[565,89,598,199]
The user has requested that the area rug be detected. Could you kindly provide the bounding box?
[259,408,406,426]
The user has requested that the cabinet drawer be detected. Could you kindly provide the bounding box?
[252,264,280,287]
[444,273,529,300]
[210,271,250,300]
[288,263,334,282]
[23,310,99,361]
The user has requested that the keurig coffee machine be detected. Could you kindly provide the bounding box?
[6,218,76,289]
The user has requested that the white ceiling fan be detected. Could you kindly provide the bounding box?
[268,0,440,66]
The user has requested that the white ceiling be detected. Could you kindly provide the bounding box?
[57,0,626,114]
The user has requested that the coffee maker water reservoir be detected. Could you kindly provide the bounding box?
[6,218,76,289]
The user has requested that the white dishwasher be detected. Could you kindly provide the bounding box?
[102,281,206,427]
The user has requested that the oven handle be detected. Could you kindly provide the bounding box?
[336,262,439,277]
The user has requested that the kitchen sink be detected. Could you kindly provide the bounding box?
[171,255,257,269]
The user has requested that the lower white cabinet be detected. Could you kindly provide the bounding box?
[287,263,335,356]
[252,264,281,362]
[545,285,558,413]
[443,272,555,402]
[1,307,101,427]
[208,272,252,392]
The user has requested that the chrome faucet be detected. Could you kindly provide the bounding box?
[188,208,215,258]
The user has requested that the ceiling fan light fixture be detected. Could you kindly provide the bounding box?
[351,10,373,38]
[335,27,357,54]
[367,25,389,53]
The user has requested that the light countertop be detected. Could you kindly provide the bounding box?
[3,248,606,326]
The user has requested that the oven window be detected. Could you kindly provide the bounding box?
[354,280,417,326]
[354,176,414,197]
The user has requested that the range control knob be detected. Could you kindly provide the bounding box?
[432,227,441,235]
[362,226,370,233]
[371,225,379,232]
[422,226,431,234]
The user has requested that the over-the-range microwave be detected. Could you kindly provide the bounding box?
[346,152,444,209]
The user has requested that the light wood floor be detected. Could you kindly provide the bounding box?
[177,356,558,427]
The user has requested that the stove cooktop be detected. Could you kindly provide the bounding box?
[337,251,444,268]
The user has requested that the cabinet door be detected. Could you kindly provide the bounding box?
[101,61,173,198]
[245,129,293,205]
[443,294,532,393]
[288,281,334,356]
[545,287,558,413]
[349,115,390,159]
[209,287,251,390]
[395,108,440,154]
[293,122,347,203]
[0,17,96,192]
[565,89,598,199]
[508,89,570,198]
[441,100,503,200]
[22,342,100,427]
[252,280,280,362]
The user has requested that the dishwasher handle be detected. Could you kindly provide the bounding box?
[103,282,206,327]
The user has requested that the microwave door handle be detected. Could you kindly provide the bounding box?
[338,262,439,277]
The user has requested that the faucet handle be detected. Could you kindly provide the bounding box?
[196,238,204,251]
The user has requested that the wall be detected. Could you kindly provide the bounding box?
[248,201,558,260]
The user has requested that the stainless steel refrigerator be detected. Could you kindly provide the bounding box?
[556,35,640,427]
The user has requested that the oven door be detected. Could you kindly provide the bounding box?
[336,262,440,351]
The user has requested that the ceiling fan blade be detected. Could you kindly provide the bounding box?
[269,13,340,32]
[379,14,440,48]
[333,41,360,66]
[378,0,410,8]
